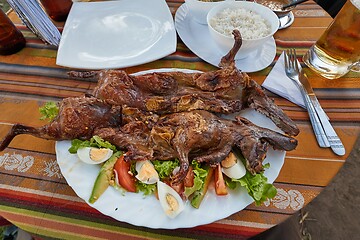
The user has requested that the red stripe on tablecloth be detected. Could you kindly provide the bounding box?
[0,211,146,240]
[195,222,264,237]
[0,183,282,238]
[276,39,315,48]
[0,187,99,215]
[0,216,11,226]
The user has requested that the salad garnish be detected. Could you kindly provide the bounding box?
[68,136,117,154]
[68,136,278,217]
[39,101,59,121]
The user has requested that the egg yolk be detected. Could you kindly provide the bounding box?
[89,148,110,162]
[221,152,237,168]
[166,193,179,213]
[137,161,157,181]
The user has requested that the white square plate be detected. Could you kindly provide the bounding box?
[56,0,176,69]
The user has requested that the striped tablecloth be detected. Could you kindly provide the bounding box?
[0,1,359,239]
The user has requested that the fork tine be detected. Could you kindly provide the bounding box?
[289,49,294,70]
[287,48,298,73]
[293,49,300,72]
[284,50,289,69]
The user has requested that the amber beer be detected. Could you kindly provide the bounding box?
[0,10,26,55]
[303,0,360,79]
[39,0,73,22]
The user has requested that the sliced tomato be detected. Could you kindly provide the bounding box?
[113,155,136,192]
[170,181,184,196]
[214,164,228,196]
[184,166,194,188]
[162,178,184,196]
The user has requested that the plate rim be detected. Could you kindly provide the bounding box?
[279,11,295,30]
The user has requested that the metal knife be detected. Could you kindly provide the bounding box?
[299,69,345,156]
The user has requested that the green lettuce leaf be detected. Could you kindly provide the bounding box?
[183,160,211,209]
[68,136,117,154]
[189,164,212,209]
[92,136,117,151]
[39,102,59,121]
[136,181,156,196]
[192,160,208,179]
[185,160,209,197]
[229,162,277,205]
[152,159,180,179]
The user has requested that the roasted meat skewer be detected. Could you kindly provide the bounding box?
[95,110,298,183]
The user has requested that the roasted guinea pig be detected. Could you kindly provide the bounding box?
[72,30,298,136]
[0,95,122,151]
[0,30,299,185]
[94,110,298,183]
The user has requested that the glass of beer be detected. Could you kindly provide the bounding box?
[303,0,360,79]
[0,10,26,55]
[39,0,73,22]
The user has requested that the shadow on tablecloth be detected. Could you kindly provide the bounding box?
[250,134,360,240]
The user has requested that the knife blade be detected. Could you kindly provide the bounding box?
[299,69,345,156]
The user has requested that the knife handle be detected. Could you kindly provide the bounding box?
[307,94,330,120]
[300,87,330,148]
[308,95,346,156]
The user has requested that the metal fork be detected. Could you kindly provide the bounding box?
[284,49,330,148]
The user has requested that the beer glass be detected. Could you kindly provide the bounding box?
[39,0,73,22]
[303,0,360,79]
[0,9,26,55]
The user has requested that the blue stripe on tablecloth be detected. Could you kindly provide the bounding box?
[0,63,97,82]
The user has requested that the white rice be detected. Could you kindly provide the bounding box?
[209,8,271,39]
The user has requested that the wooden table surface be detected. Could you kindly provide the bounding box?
[0,1,359,239]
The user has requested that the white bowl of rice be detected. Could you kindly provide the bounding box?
[207,1,279,59]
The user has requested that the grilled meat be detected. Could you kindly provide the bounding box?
[91,66,246,113]
[95,110,298,184]
[0,96,122,151]
[90,31,299,136]
[243,80,300,136]
[0,30,299,186]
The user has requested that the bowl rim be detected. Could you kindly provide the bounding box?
[206,1,279,41]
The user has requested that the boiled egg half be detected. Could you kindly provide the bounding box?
[77,147,113,164]
[221,152,246,179]
[157,181,185,218]
[135,160,159,184]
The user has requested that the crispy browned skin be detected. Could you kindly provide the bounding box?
[92,66,246,114]
[95,110,298,183]
[70,31,299,136]
[243,80,300,136]
[219,29,242,68]
[91,67,300,136]
[0,96,122,151]
[90,30,299,136]
[0,30,299,186]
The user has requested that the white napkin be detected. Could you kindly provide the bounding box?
[262,51,305,108]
